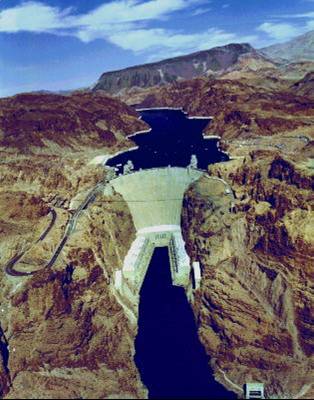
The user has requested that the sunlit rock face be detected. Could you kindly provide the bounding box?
[128,77,314,142]
[181,153,314,399]
[0,92,149,399]
[94,43,255,94]
[0,67,313,400]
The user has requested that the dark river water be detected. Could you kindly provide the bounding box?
[135,248,236,399]
[106,108,228,172]
[108,109,234,398]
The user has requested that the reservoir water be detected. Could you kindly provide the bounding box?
[108,109,234,398]
[106,109,228,172]
[135,248,236,399]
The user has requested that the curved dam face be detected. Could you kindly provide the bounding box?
[107,167,203,305]
[110,167,202,231]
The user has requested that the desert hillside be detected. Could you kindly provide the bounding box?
[0,55,313,399]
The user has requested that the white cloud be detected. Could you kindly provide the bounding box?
[264,8,314,41]
[81,23,258,60]
[0,0,258,59]
[257,22,306,41]
[191,7,211,16]
[277,11,314,19]
[110,27,257,60]
[79,0,203,25]
[0,1,74,33]
[0,0,204,33]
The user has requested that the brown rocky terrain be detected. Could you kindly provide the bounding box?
[291,72,314,99]
[182,149,314,398]
[93,43,255,94]
[0,65,313,399]
[0,92,149,398]
[220,59,314,92]
[0,92,147,155]
[129,76,314,144]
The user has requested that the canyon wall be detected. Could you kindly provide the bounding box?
[0,92,147,398]
[0,82,313,399]
[182,151,314,399]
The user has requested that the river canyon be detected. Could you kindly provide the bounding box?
[0,64,313,399]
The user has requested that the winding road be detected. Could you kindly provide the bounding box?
[5,209,57,277]
[4,183,104,277]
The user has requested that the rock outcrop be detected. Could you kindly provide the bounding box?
[93,43,255,94]
[0,92,147,155]
[0,188,147,399]
[133,77,314,143]
[291,72,314,99]
[181,152,314,399]
[0,92,148,398]
[0,70,313,399]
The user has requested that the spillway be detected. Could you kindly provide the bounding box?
[105,167,203,308]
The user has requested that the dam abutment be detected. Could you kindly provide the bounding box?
[103,167,234,313]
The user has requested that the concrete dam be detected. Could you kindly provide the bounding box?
[104,167,204,306]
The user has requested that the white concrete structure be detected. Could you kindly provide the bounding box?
[189,154,198,169]
[192,261,201,290]
[109,167,204,300]
[187,115,213,120]
[245,383,265,399]
[110,167,202,231]
[123,160,134,175]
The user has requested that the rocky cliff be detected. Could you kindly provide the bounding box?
[133,77,314,144]
[0,92,148,398]
[182,150,314,399]
[0,72,313,399]
[93,43,255,94]
[291,72,314,99]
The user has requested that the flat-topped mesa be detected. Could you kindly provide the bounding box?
[105,167,204,305]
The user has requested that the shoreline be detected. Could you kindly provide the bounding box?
[187,115,213,120]
[203,135,221,140]
[103,146,139,165]
[101,108,224,167]
[136,106,214,121]
[136,106,188,114]
[127,128,152,139]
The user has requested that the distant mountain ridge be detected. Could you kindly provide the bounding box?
[93,43,255,94]
[91,31,314,95]
[261,30,314,62]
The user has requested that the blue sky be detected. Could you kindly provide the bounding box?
[0,0,313,96]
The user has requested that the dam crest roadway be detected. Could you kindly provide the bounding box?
[4,108,233,309]
[105,166,233,311]
[103,108,233,312]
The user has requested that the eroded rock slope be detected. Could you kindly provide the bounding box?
[182,151,314,399]
[0,92,148,398]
